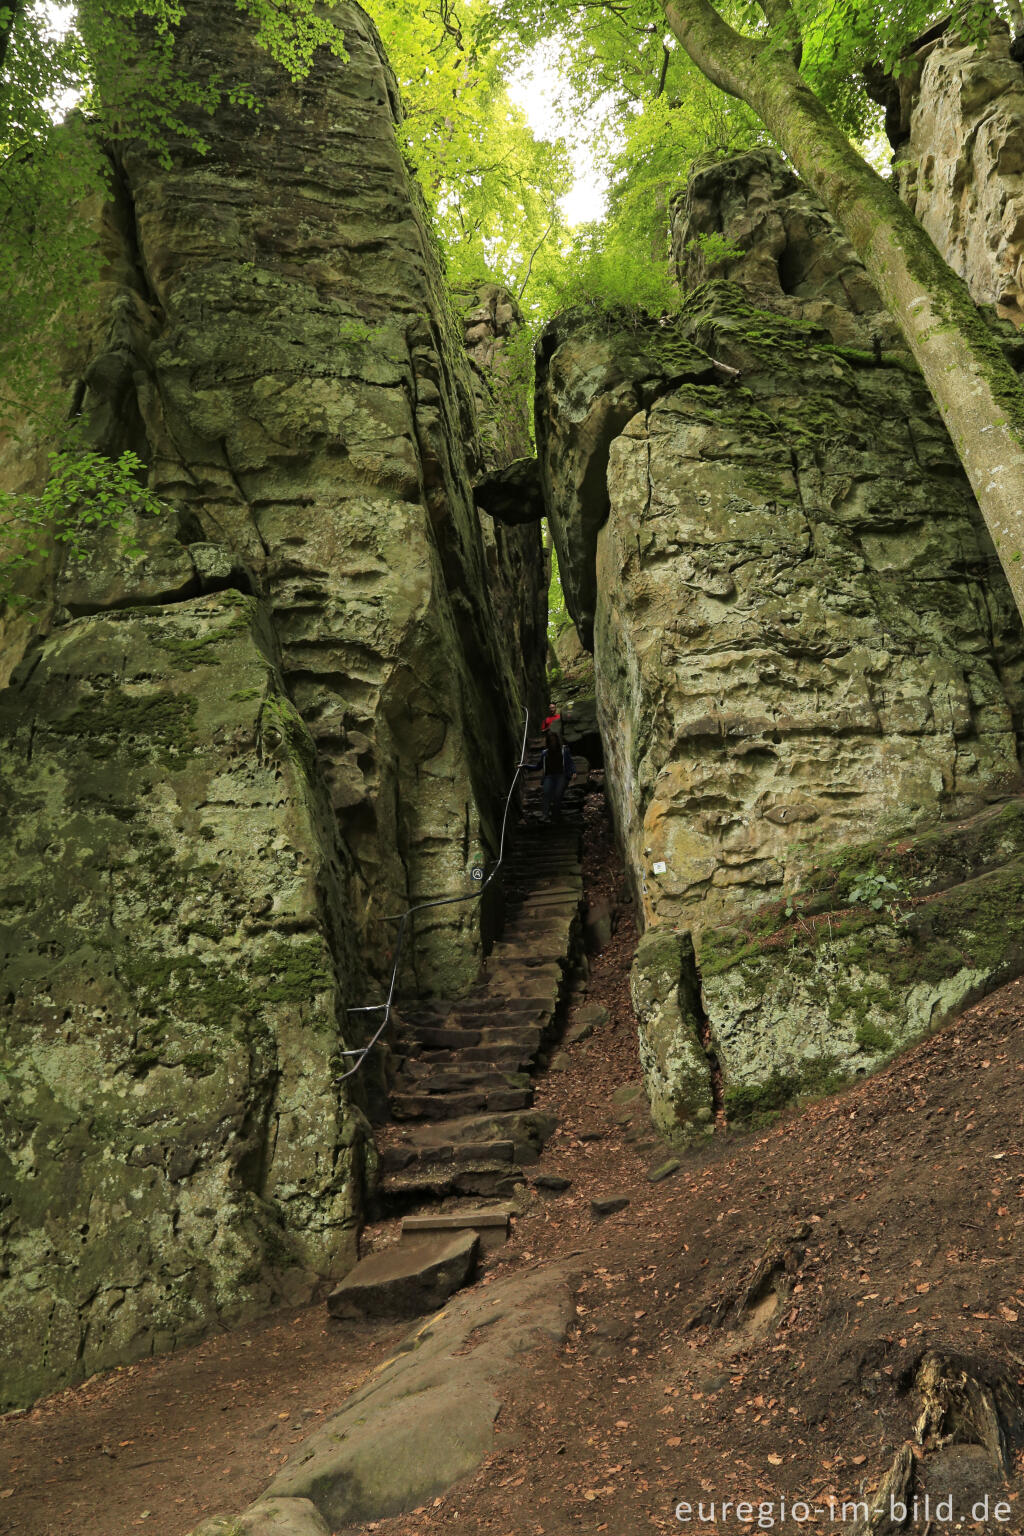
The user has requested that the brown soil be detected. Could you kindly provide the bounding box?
[4,784,1024,1535]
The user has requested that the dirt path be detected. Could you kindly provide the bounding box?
[4,784,1024,1535]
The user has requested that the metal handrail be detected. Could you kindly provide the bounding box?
[335,707,531,1082]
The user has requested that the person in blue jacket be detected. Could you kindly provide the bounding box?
[524,729,575,822]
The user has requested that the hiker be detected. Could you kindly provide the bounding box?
[523,729,575,822]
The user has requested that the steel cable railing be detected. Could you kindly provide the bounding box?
[335,707,531,1082]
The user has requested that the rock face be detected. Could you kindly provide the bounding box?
[0,2,540,1405]
[891,20,1024,326]
[457,281,547,727]
[0,594,372,1406]
[537,149,1024,1140]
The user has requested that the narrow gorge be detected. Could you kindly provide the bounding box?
[2,6,1024,1536]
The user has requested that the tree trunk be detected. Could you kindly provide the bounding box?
[663,0,1024,624]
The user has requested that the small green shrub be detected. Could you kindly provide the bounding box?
[847,870,905,910]
[854,1020,894,1053]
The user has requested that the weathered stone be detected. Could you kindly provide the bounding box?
[537,149,1024,1122]
[0,595,370,1409]
[584,897,614,954]
[533,1173,572,1191]
[647,1158,681,1184]
[630,931,714,1148]
[326,1231,478,1319]
[473,456,545,524]
[892,21,1024,327]
[702,798,1024,1118]
[260,1265,577,1527]
[674,149,902,351]
[591,1194,631,1216]
[535,311,717,646]
[456,281,547,727]
[191,1499,330,1536]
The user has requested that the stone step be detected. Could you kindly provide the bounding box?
[408,1025,482,1050]
[401,1043,532,1071]
[379,1136,516,1172]
[326,1229,478,1319]
[394,1066,530,1094]
[390,1085,533,1120]
[380,1162,525,1201]
[401,994,554,1022]
[407,1022,543,1051]
[435,1010,551,1033]
[385,1107,555,1160]
[402,1208,511,1255]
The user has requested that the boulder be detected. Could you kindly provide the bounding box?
[191,1499,330,1536]
[261,1265,577,1528]
[0,596,368,1409]
[326,1231,479,1320]
[630,931,714,1149]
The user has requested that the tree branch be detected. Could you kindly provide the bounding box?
[517,216,555,301]
[656,41,671,97]
[756,0,802,67]
[660,0,762,99]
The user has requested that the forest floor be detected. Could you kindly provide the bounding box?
[3,784,1024,1536]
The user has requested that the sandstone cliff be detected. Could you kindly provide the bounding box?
[890,19,1024,326]
[0,1,542,1406]
[537,149,1024,1144]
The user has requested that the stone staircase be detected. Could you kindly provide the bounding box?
[374,753,585,1209]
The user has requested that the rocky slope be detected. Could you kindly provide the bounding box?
[0,1,543,1406]
[536,148,1024,1145]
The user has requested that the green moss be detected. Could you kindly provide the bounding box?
[152,608,250,670]
[827,978,897,1028]
[120,937,334,1028]
[251,939,334,1002]
[724,1054,848,1126]
[897,216,1024,447]
[820,344,921,376]
[46,687,198,769]
[180,1051,220,1078]
[258,695,318,778]
[854,1019,894,1053]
